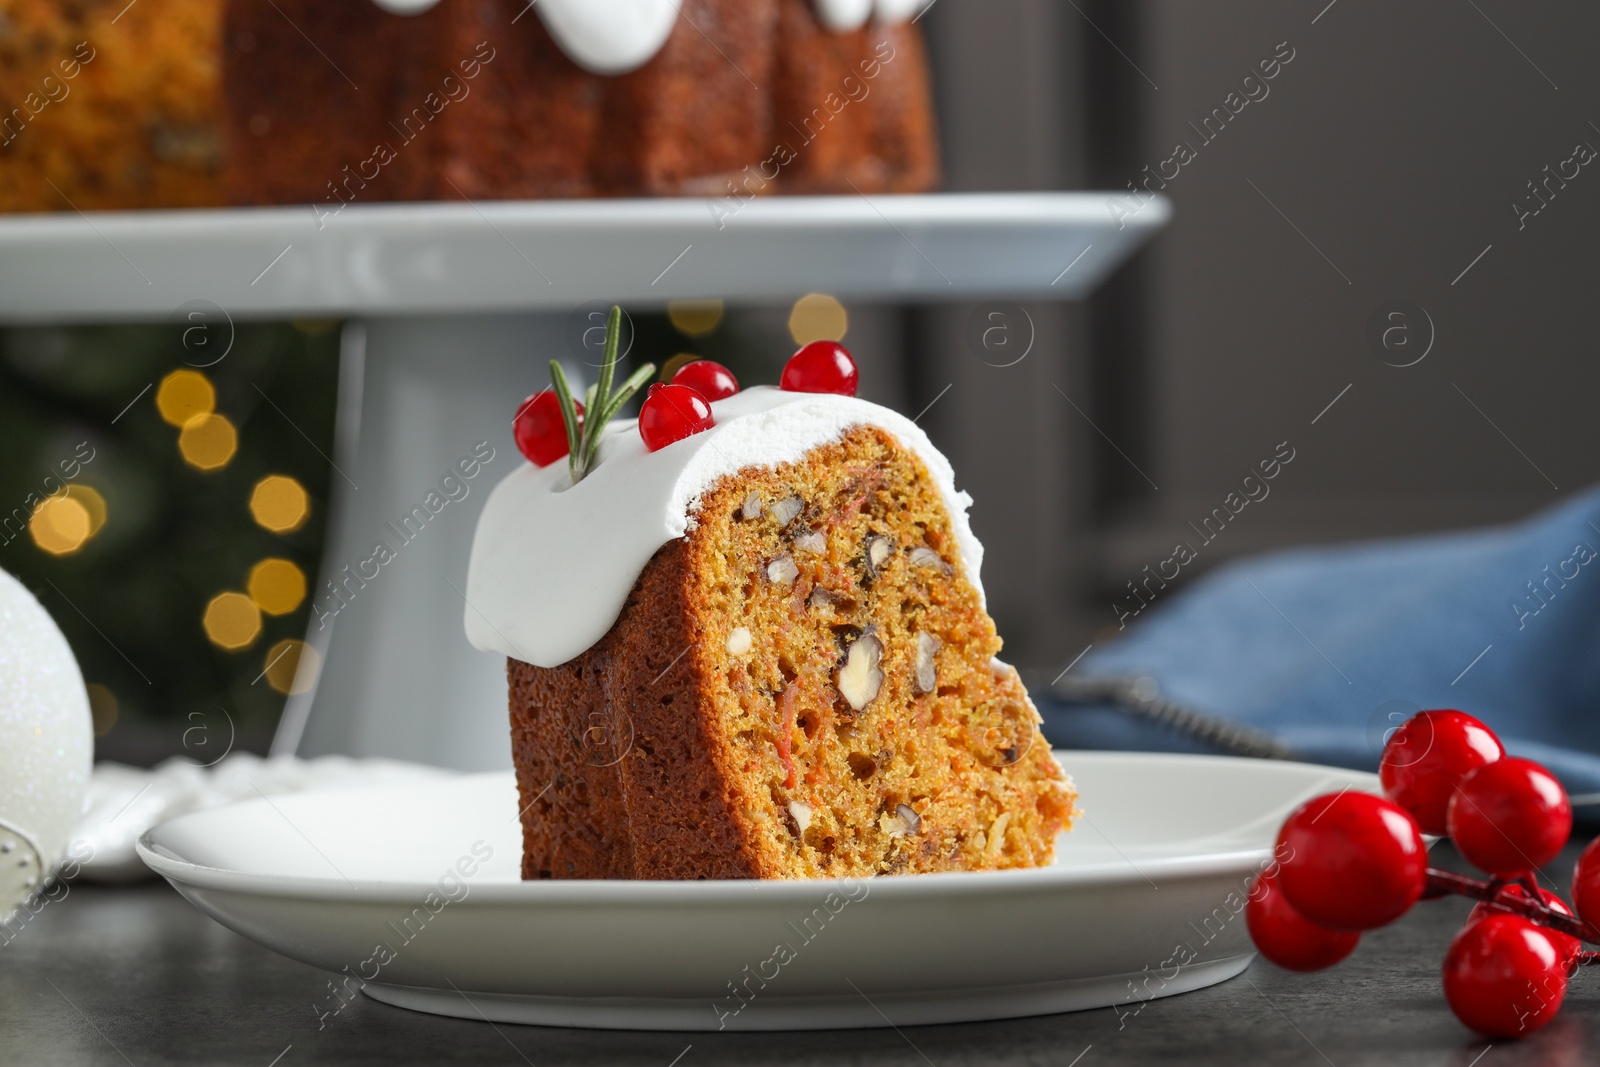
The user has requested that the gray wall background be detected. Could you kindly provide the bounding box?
[893,0,1600,675]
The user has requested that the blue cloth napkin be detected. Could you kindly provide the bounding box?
[1037,485,1600,804]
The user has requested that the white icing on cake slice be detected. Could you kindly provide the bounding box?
[464,387,984,668]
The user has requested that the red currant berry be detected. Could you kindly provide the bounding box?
[1275,791,1428,931]
[1572,837,1600,930]
[514,389,580,467]
[638,382,715,452]
[1468,884,1581,968]
[670,359,740,401]
[1380,710,1503,836]
[1442,913,1567,1038]
[780,340,859,396]
[1447,757,1571,876]
[1246,868,1361,972]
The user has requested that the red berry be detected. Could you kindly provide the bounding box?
[1275,791,1428,930]
[638,382,714,452]
[780,340,859,396]
[1447,758,1571,876]
[1246,868,1360,972]
[1379,710,1504,835]
[1442,913,1567,1038]
[1573,837,1600,930]
[1468,884,1581,968]
[514,389,579,467]
[670,359,740,401]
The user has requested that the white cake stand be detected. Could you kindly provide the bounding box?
[0,193,1169,770]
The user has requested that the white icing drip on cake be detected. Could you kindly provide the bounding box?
[464,386,983,668]
[816,0,931,30]
[535,0,682,76]
[369,0,442,14]
[874,0,929,21]
[366,0,931,74]
[813,0,873,32]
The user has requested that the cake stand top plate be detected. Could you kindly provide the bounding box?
[0,192,1168,323]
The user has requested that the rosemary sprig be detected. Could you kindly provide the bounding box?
[548,306,655,483]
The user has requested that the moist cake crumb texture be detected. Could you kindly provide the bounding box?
[509,425,1076,880]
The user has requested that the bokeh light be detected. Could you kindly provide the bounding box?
[65,484,108,535]
[203,591,261,651]
[29,493,91,555]
[0,318,343,768]
[247,558,307,616]
[667,300,725,337]
[250,474,310,534]
[178,413,238,471]
[155,369,216,427]
[263,638,320,695]
[658,353,699,381]
[86,683,119,737]
[788,293,848,345]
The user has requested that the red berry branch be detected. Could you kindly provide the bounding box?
[1424,869,1596,944]
[1247,709,1600,1039]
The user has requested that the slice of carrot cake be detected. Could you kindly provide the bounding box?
[465,310,1075,879]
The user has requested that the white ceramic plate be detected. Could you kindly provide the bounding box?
[138,752,1375,1032]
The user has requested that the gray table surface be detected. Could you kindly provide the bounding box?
[3,845,1594,1067]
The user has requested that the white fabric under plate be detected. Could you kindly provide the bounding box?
[73,754,450,882]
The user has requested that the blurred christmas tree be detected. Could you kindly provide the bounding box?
[0,318,339,765]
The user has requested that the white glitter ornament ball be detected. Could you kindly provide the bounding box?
[0,567,92,916]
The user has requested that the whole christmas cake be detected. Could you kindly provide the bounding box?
[222,0,939,207]
[464,312,1075,879]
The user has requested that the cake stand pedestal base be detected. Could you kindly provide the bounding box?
[274,314,569,770]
